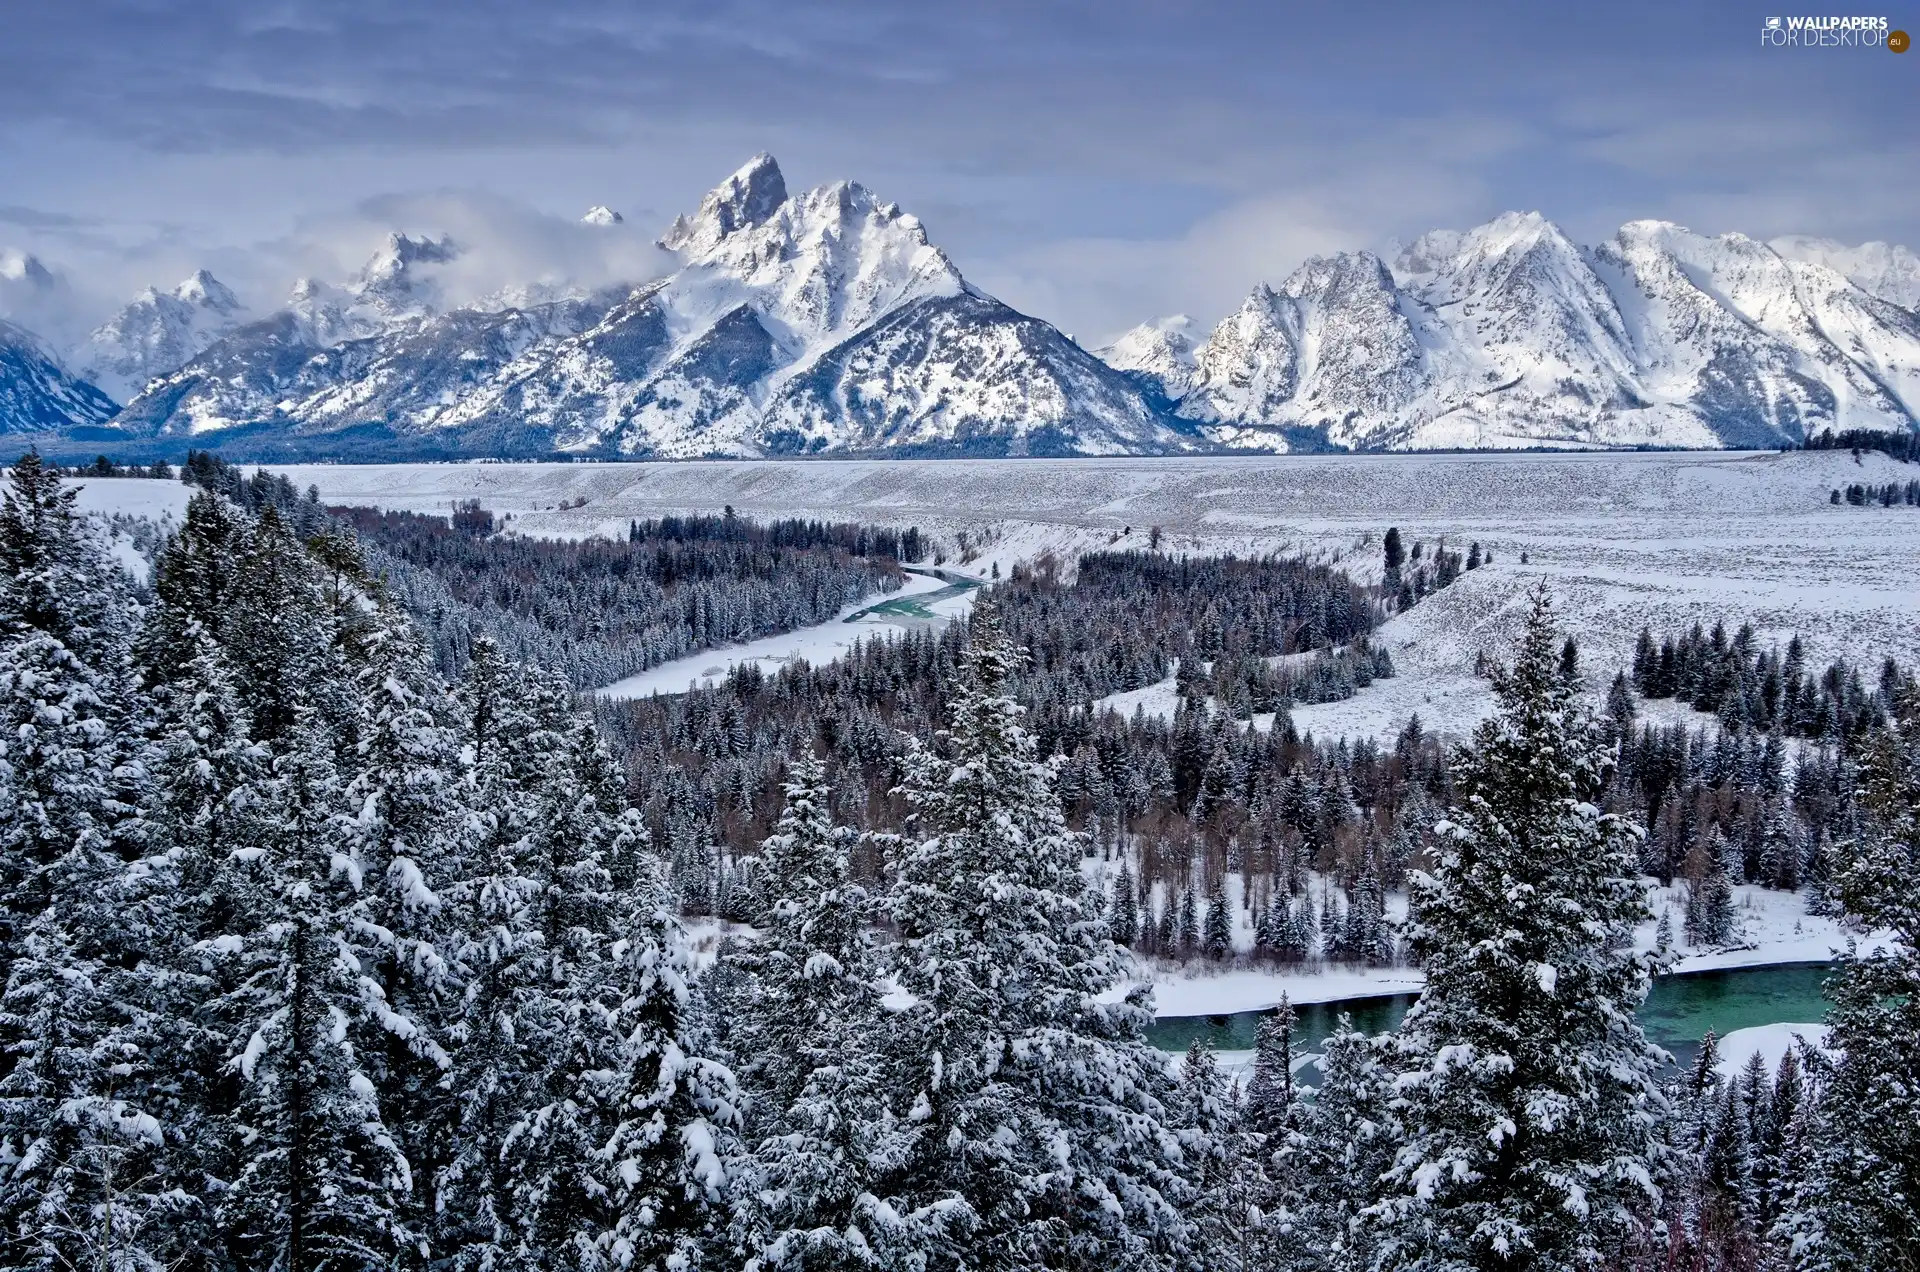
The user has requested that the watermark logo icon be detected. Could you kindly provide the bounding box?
[1759,14,1897,48]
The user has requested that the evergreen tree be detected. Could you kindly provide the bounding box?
[1109,861,1140,947]
[596,855,741,1272]
[1779,695,1920,1270]
[883,606,1194,1270]
[722,753,916,1270]
[218,713,414,1272]
[1202,873,1235,961]
[1243,999,1299,1140]
[1373,589,1666,1270]
[1293,1018,1396,1272]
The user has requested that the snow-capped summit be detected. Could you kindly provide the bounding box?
[172,268,243,313]
[0,249,71,339]
[659,153,790,256]
[581,205,624,227]
[1097,316,1200,400]
[0,249,56,290]
[347,232,459,323]
[1113,211,1920,452]
[76,269,252,402]
[1769,234,1920,311]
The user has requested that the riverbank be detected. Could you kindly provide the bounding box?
[596,566,978,699]
[1141,879,1888,1019]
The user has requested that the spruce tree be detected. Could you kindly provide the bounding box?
[1202,873,1235,961]
[218,713,414,1271]
[725,753,915,1270]
[1372,589,1666,1270]
[1778,695,1920,1270]
[1294,1017,1396,1272]
[883,605,1194,1270]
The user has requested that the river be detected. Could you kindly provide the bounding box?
[1147,962,1833,1077]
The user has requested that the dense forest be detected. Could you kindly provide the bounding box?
[336,503,913,689]
[3,451,1915,1270]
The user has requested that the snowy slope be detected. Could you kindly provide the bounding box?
[1096,315,1201,401]
[1770,234,1920,311]
[76,270,250,402]
[0,319,118,434]
[94,155,1198,460]
[1108,215,1920,452]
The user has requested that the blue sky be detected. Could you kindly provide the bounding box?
[3,0,1916,342]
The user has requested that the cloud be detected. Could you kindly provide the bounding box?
[0,0,1914,347]
[255,189,677,310]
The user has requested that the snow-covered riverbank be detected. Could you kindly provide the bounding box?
[595,567,979,699]
[1141,879,1887,1019]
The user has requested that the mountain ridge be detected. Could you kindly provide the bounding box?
[4,159,1919,459]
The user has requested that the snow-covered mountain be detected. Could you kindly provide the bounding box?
[1095,315,1200,401]
[1115,214,1920,451]
[101,155,1200,458]
[7,162,1920,458]
[75,270,249,402]
[0,319,117,435]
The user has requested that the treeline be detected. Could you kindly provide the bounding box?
[627,508,927,563]
[339,505,905,689]
[595,548,1420,931]
[1630,622,1900,740]
[1800,425,1920,462]
[1829,479,1920,505]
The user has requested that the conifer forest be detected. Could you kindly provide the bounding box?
[1,451,1916,1272]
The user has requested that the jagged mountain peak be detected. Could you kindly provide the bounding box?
[1769,234,1920,310]
[173,268,243,312]
[581,205,624,226]
[74,267,253,402]
[1097,315,1200,400]
[659,152,790,255]
[349,232,458,316]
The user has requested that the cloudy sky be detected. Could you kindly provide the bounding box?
[3,0,1916,343]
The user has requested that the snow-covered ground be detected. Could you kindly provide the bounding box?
[1714,1023,1831,1082]
[265,449,1920,743]
[69,475,194,521]
[598,569,977,698]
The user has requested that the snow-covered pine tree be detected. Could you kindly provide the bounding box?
[725,753,909,1270]
[1202,873,1235,961]
[0,456,133,986]
[596,853,741,1272]
[883,604,1194,1270]
[1777,695,1920,1270]
[1110,861,1140,947]
[138,489,246,685]
[1292,1017,1396,1272]
[1176,1041,1260,1272]
[0,648,173,1272]
[0,909,173,1272]
[345,606,457,1252]
[437,639,563,1270]
[1243,998,1299,1140]
[1372,588,1667,1271]
[1684,850,1737,949]
[218,711,415,1271]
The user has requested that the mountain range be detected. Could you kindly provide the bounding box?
[4,156,1919,458]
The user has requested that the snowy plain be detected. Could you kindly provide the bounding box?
[257,448,1920,748]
